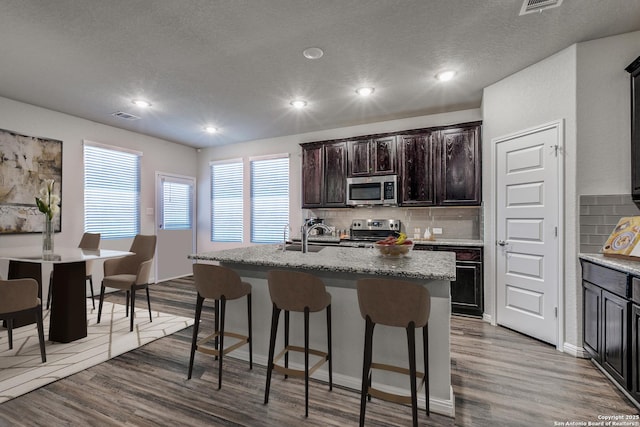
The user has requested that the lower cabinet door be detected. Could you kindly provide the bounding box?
[583,281,602,362]
[602,289,630,388]
[631,304,640,401]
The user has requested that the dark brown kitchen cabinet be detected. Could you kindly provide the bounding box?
[580,259,632,397]
[398,132,435,206]
[301,142,347,208]
[438,126,481,205]
[625,55,640,206]
[323,141,347,206]
[348,136,396,177]
[398,123,481,207]
[632,303,640,402]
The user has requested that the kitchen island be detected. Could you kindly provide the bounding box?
[188,245,456,417]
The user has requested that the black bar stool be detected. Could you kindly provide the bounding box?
[356,277,431,427]
[187,264,252,389]
[264,269,332,417]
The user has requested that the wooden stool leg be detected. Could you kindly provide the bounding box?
[214,300,219,360]
[247,293,253,369]
[97,284,106,323]
[407,322,418,427]
[423,324,429,416]
[130,288,136,332]
[218,298,226,390]
[327,304,333,390]
[359,317,375,427]
[264,304,280,405]
[146,286,152,322]
[188,294,204,379]
[47,274,53,310]
[284,310,290,378]
[88,276,95,309]
[36,308,46,363]
[7,318,13,350]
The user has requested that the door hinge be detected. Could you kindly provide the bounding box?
[554,226,558,237]
[555,307,558,318]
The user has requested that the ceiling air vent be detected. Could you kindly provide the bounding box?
[519,0,563,15]
[111,111,140,120]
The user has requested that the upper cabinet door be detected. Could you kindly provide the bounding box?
[301,144,323,208]
[438,126,481,206]
[324,141,347,206]
[398,132,435,206]
[348,139,371,176]
[371,136,396,175]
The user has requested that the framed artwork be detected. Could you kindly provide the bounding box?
[0,128,62,233]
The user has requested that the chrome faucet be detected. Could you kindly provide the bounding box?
[301,222,332,253]
[283,223,291,252]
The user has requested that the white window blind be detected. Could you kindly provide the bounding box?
[251,156,289,243]
[84,144,140,239]
[211,161,243,242]
[162,180,193,230]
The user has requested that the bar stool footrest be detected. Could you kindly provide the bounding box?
[367,362,426,405]
[196,331,249,357]
[272,345,328,378]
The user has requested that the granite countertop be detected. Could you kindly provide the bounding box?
[579,252,640,276]
[189,244,456,281]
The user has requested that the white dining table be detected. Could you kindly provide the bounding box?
[0,247,132,343]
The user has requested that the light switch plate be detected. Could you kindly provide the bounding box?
[432,227,443,234]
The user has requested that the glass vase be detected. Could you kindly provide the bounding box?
[43,217,54,255]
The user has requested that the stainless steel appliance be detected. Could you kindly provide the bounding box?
[349,219,401,241]
[346,175,398,206]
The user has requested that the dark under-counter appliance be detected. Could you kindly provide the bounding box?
[346,175,397,206]
[349,219,401,241]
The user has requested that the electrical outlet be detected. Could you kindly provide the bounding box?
[432,227,443,235]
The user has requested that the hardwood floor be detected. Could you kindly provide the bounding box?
[1,276,638,426]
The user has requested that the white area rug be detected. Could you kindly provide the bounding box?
[0,302,193,403]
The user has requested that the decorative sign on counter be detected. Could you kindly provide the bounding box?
[602,216,640,259]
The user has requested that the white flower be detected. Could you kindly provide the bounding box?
[35,179,59,221]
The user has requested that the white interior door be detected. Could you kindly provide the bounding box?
[495,122,562,346]
[156,173,195,282]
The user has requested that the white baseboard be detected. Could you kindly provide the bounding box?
[482,313,493,323]
[562,342,589,358]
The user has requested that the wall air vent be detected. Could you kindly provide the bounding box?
[519,0,563,15]
[111,111,141,120]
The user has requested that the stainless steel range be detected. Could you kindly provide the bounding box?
[349,219,401,242]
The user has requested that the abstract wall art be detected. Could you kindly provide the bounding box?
[0,128,62,233]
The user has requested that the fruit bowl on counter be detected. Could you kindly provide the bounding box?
[374,233,414,257]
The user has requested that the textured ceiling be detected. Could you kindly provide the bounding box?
[1,0,639,148]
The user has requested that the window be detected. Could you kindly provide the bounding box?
[84,142,141,239]
[251,156,289,243]
[211,160,243,242]
[161,179,193,230]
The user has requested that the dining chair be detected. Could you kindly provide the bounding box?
[47,232,101,310]
[97,234,157,331]
[0,278,47,363]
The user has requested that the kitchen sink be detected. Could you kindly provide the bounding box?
[284,244,324,252]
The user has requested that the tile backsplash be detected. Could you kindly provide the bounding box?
[580,194,640,253]
[305,206,482,240]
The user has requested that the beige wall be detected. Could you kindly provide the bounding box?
[0,96,198,285]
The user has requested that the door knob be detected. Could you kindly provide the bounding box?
[497,240,506,246]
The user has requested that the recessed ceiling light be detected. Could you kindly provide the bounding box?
[303,47,324,60]
[355,87,375,97]
[204,126,218,134]
[290,100,308,108]
[435,70,456,82]
[131,99,152,108]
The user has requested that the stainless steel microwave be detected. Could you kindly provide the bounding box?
[346,175,398,206]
